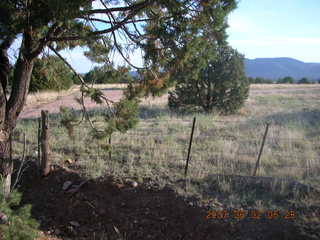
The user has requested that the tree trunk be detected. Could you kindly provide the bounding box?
[0,55,34,197]
[40,110,50,177]
[0,133,11,198]
[7,57,34,129]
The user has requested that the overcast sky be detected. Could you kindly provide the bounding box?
[8,0,320,73]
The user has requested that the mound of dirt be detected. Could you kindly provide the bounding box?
[16,163,306,240]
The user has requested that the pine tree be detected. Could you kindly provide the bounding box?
[0,177,39,240]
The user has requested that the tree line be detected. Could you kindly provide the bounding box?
[248,76,319,84]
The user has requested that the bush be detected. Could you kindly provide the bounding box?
[168,45,249,114]
[297,77,311,84]
[84,65,133,84]
[29,56,74,92]
[249,77,274,84]
[276,76,294,84]
[0,177,39,240]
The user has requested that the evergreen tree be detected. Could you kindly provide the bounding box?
[0,177,39,240]
[29,56,74,92]
[169,44,249,114]
[84,65,133,84]
[277,76,294,84]
[0,0,237,196]
[249,77,274,84]
[297,77,310,84]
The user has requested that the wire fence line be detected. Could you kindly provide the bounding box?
[11,116,320,179]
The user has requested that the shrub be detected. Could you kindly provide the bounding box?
[276,76,294,84]
[297,77,311,84]
[0,177,39,240]
[249,77,274,84]
[168,45,249,114]
[84,65,133,84]
[29,56,74,92]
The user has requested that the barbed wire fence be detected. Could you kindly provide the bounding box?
[11,113,320,183]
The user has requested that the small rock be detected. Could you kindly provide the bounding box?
[125,179,138,188]
[62,181,73,191]
[115,183,125,189]
[69,221,80,227]
[0,212,8,224]
[65,158,74,164]
[67,180,89,194]
[54,229,61,235]
[131,181,138,188]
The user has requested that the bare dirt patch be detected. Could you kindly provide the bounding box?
[21,89,124,119]
[17,163,304,240]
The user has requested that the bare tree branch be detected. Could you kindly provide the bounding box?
[86,0,151,14]
[49,1,149,42]
[80,17,153,24]
[48,45,116,130]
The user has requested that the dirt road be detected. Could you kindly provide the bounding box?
[20,85,320,119]
[20,89,123,119]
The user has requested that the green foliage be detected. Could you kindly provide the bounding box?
[297,77,311,84]
[277,76,294,84]
[59,106,79,139]
[0,177,39,240]
[83,37,112,64]
[29,56,74,92]
[168,44,249,114]
[85,97,139,151]
[84,65,133,84]
[249,77,274,84]
[98,98,139,138]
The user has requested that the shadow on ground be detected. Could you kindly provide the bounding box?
[237,109,320,138]
[14,161,313,240]
[17,162,231,240]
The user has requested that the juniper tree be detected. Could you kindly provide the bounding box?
[168,44,249,114]
[84,65,133,84]
[29,55,75,92]
[0,0,237,196]
[0,177,39,240]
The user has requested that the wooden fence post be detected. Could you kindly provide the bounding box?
[253,123,270,176]
[37,117,41,171]
[40,110,50,177]
[108,136,112,161]
[185,117,196,177]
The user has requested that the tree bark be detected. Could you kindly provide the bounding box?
[0,133,11,198]
[40,110,50,177]
[7,56,34,129]
[0,40,13,198]
[0,46,35,197]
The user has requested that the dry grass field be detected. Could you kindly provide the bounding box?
[19,83,320,190]
[15,84,320,239]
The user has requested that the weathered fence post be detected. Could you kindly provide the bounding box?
[185,117,196,177]
[252,123,270,176]
[40,110,50,177]
[37,117,41,171]
[108,136,112,161]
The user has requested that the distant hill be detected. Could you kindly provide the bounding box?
[128,57,320,81]
[245,58,320,80]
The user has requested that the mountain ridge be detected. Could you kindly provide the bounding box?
[128,57,320,81]
[244,57,320,80]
